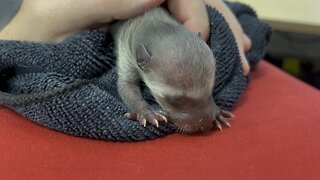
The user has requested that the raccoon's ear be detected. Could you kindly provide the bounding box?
[136,44,152,70]
[197,32,203,40]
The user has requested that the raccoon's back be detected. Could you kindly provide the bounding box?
[111,7,182,50]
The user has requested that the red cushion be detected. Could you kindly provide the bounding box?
[1,61,319,180]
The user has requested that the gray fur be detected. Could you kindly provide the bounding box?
[111,7,217,132]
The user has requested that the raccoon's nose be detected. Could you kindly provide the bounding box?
[170,113,214,133]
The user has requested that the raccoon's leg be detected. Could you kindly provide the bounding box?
[117,56,167,127]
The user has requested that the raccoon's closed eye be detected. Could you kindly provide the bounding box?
[165,96,193,107]
[166,96,181,105]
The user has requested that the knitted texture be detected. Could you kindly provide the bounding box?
[0,3,271,141]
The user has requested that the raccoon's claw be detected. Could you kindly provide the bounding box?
[124,113,147,127]
[218,115,232,128]
[124,110,168,128]
[213,119,222,131]
[155,112,168,123]
[212,109,234,130]
[220,110,235,118]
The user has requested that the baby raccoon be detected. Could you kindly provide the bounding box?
[111,7,233,134]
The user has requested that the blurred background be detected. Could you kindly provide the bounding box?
[229,0,320,89]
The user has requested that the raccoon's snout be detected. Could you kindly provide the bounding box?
[172,115,213,134]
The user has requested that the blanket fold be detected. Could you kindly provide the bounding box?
[0,3,271,141]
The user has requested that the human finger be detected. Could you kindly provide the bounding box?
[243,34,252,52]
[167,0,209,41]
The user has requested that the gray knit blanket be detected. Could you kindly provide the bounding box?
[0,2,271,141]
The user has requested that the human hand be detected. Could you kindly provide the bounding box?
[0,0,250,74]
[169,0,252,75]
[204,0,252,75]
[0,0,209,42]
[0,0,166,42]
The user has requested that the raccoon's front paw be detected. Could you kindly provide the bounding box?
[213,109,235,131]
[124,109,167,127]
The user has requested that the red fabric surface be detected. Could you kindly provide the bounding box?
[1,61,320,180]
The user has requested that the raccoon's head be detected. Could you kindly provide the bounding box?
[135,36,219,133]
